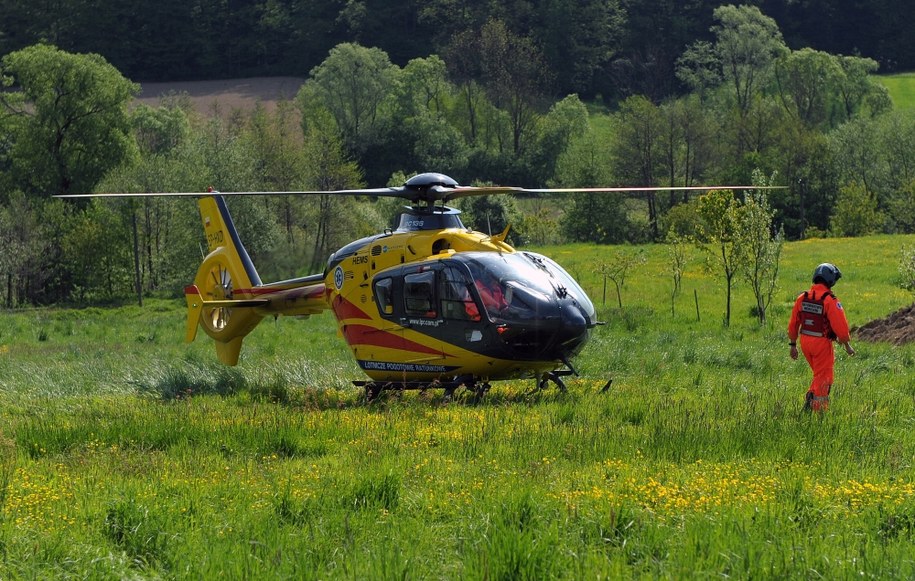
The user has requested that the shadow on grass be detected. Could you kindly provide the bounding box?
[132,359,589,413]
[134,365,247,400]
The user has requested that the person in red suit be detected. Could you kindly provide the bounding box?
[788,263,855,412]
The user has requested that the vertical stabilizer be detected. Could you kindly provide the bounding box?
[197,195,262,288]
[188,195,266,365]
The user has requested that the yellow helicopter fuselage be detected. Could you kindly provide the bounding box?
[186,195,597,389]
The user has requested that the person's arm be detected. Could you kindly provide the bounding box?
[827,295,855,356]
[787,296,801,360]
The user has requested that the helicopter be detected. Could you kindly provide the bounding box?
[61,172,770,400]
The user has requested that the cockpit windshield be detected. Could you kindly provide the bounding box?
[449,251,594,322]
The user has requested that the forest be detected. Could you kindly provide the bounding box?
[2,0,914,101]
[1,3,915,307]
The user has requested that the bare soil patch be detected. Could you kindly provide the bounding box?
[856,303,915,345]
[135,77,305,115]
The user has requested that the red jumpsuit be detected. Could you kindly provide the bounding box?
[787,283,851,411]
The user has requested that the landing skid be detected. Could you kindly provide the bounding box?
[533,359,613,394]
[537,369,575,392]
[353,378,491,402]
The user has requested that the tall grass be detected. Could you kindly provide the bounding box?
[2,236,915,577]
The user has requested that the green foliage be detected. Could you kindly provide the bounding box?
[525,95,590,184]
[830,181,885,237]
[458,194,524,243]
[772,48,844,129]
[0,192,50,306]
[735,181,783,324]
[0,44,138,196]
[562,192,633,245]
[59,199,133,302]
[130,103,190,156]
[5,12,915,307]
[709,4,788,116]
[518,204,561,246]
[696,189,744,326]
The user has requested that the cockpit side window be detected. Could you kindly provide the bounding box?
[404,271,437,317]
[439,266,481,321]
[373,277,394,315]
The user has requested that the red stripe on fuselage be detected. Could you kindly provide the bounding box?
[332,296,373,321]
[342,324,448,357]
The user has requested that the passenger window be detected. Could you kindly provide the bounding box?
[374,277,394,315]
[404,271,437,317]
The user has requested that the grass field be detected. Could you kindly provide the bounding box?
[877,72,915,110]
[3,235,915,578]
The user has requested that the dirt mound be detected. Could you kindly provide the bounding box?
[856,303,915,345]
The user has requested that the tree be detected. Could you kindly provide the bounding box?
[390,55,470,177]
[830,181,884,237]
[735,175,783,325]
[658,95,717,200]
[773,48,843,130]
[447,19,551,157]
[59,199,133,302]
[553,125,614,190]
[297,43,399,161]
[131,102,190,157]
[562,192,633,245]
[828,118,883,203]
[710,5,787,118]
[0,44,138,197]
[889,179,915,235]
[696,188,743,327]
[458,193,523,243]
[767,118,838,239]
[665,232,688,317]
[897,243,915,296]
[676,41,721,98]
[0,193,41,307]
[596,249,646,308]
[526,94,590,185]
[532,0,625,98]
[614,0,712,101]
[299,113,365,273]
[679,5,788,158]
[611,95,662,238]
[836,55,890,121]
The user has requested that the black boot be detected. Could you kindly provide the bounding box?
[802,391,813,412]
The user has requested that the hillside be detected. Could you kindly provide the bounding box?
[135,77,305,115]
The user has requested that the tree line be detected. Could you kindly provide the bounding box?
[1,0,914,102]
[1,5,915,308]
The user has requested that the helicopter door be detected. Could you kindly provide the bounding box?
[403,270,437,318]
[400,269,448,363]
[439,265,481,322]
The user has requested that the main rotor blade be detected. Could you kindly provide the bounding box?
[56,184,783,202]
[56,187,405,199]
[439,184,784,201]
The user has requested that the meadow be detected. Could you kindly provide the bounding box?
[2,235,915,578]
[878,72,915,110]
